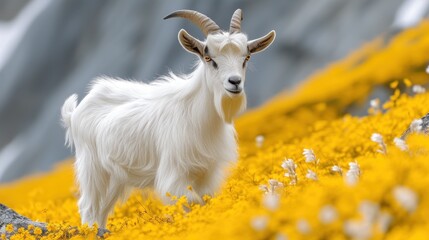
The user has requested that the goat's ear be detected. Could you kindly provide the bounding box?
[248,30,276,54]
[178,29,204,57]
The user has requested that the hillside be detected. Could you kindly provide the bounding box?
[1,21,429,240]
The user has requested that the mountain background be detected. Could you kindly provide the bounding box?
[0,0,427,182]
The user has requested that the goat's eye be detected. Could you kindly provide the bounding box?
[204,56,211,62]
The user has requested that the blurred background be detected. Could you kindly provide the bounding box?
[0,0,428,182]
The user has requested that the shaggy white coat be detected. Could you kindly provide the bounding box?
[62,33,252,227]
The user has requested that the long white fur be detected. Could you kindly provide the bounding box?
[61,32,256,227]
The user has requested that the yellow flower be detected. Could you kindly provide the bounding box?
[390,80,399,89]
[10,235,23,240]
[79,223,90,235]
[1,18,429,240]
[46,224,55,232]
[68,227,77,235]
[403,78,412,87]
[27,224,34,231]
[5,224,14,233]
[33,227,43,235]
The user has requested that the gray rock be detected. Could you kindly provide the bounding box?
[0,203,109,238]
[0,203,47,237]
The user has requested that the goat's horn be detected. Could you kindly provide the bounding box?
[164,10,221,36]
[229,9,243,33]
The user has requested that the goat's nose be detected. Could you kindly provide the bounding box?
[228,76,241,85]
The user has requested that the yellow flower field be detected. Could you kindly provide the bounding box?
[1,21,429,240]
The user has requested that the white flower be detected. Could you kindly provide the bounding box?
[269,179,280,187]
[251,216,268,231]
[282,159,298,184]
[393,137,408,151]
[344,201,381,239]
[303,148,317,163]
[306,169,318,181]
[269,179,283,190]
[319,205,338,224]
[296,219,311,234]
[345,161,360,186]
[370,133,383,144]
[371,133,387,154]
[393,186,418,213]
[331,165,342,174]
[345,173,359,186]
[410,119,423,133]
[369,98,380,109]
[345,200,393,238]
[377,212,392,233]
[275,233,288,240]
[412,84,426,94]
[359,201,379,223]
[260,179,283,194]
[255,135,264,148]
[348,161,360,175]
[263,193,280,211]
[281,159,296,171]
[344,220,372,239]
[426,65,429,74]
[369,98,381,115]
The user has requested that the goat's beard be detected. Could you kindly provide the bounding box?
[214,91,247,124]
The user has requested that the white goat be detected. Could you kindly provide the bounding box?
[61,9,275,227]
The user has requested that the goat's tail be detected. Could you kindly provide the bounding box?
[61,94,78,149]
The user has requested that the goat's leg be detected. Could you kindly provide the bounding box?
[97,181,125,228]
[196,165,225,198]
[77,175,102,226]
[75,155,109,227]
[155,163,203,205]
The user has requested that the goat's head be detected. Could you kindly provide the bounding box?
[165,9,275,122]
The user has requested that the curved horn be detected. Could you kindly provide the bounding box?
[229,9,243,33]
[164,10,221,36]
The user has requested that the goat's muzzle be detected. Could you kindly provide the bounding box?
[225,76,243,94]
